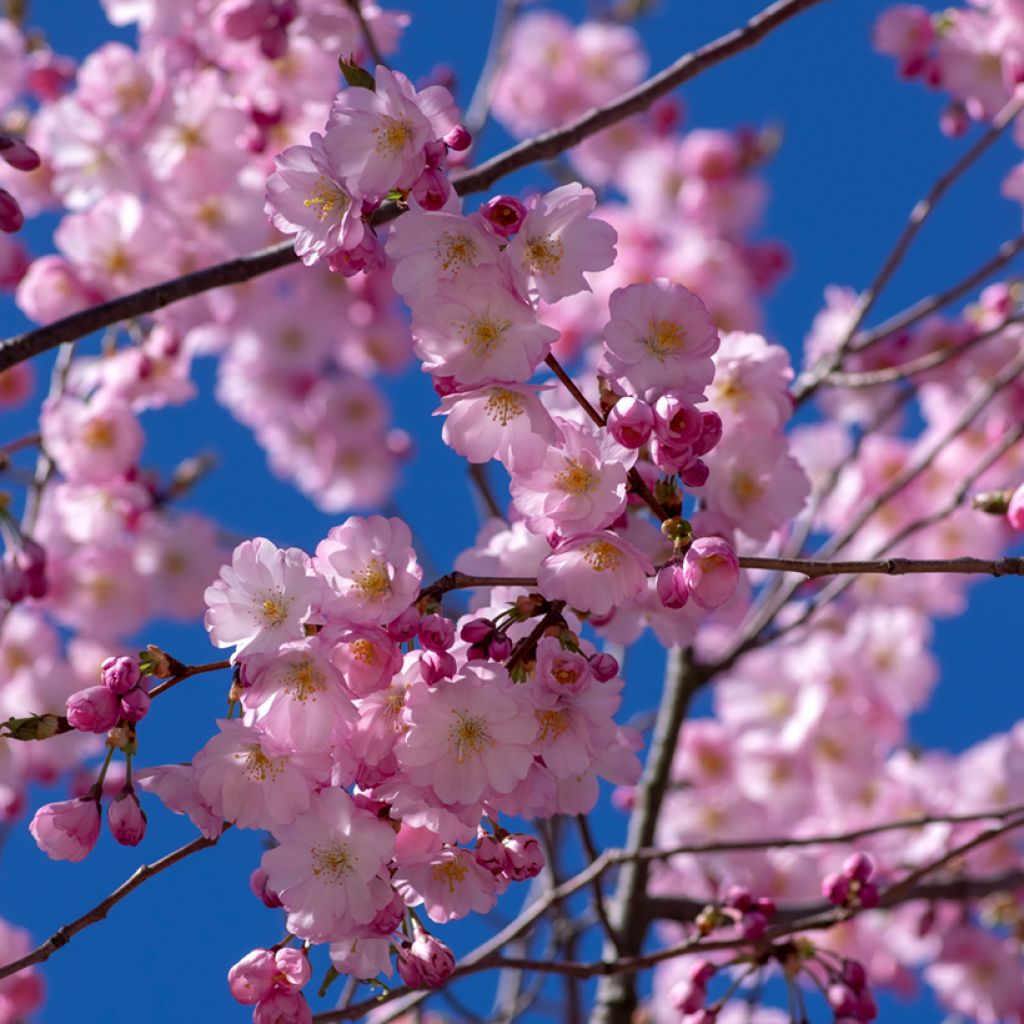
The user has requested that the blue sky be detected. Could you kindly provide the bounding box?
[2,1,1022,1021]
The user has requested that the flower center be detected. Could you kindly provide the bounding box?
[644,318,687,359]
[242,746,286,782]
[536,708,569,741]
[448,710,492,762]
[732,471,765,506]
[582,540,621,573]
[311,841,355,882]
[375,117,414,155]
[554,458,597,496]
[552,664,579,687]
[460,316,511,357]
[383,689,406,729]
[304,176,350,221]
[82,418,116,449]
[431,856,468,893]
[484,388,526,426]
[286,658,325,701]
[436,232,478,273]
[352,558,391,601]
[255,590,291,628]
[348,638,377,664]
[525,236,564,275]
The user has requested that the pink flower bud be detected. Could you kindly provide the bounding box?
[369,890,405,936]
[1006,485,1024,529]
[654,394,703,447]
[607,397,654,449]
[217,0,274,40]
[475,831,508,876]
[107,788,147,846]
[841,959,867,992]
[443,124,472,151]
[481,195,527,238]
[739,909,769,939]
[724,885,753,911]
[822,871,850,905]
[589,651,619,682]
[460,617,494,644]
[689,959,716,985]
[502,834,544,881]
[387,605,421,642]
[249,868,283,909]
[754,896,776,917]
[853,988,878,1022]
[259,24,289,59]
[273,948,311,991]
[101,655,141,695]
[397,923,456,988]
[253,990,312,1024]
[692,411,724,456]
[120,687,151,723]
[66,686,121,733]
[856,881,880,908]
[828,985,859,1016]
[842,852,874,883]
[683,537,739,611]
[678,457,710,489]
[656,562,690,610]
[487,633,513,661]
[0,134,41,173]
[410,167,451,211]
[418,614,455,652]
[15,537,47,598]
[670,977,707,1014]
[228,948,276,1005]
[29,797,101,862]
[419,649,457,685]
[0,189,24,233]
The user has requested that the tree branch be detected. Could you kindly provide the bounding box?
[0,830,223,983]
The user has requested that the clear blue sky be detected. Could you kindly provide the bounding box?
[2,1,1021,1021]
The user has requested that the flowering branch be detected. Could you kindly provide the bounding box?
[0,829,224,983]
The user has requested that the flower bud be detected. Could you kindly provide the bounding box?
[66,686,121,733]
[0,188,24,233]
[481,195,527,238]
[822,871,850,905]
[14,537,46,598]
[475,831,508,876]
[443,124,472,151]
[120,687,151,723]
[386,605,421,642]
[419,649,457,685]
[0,133,41,172]
[841,959,867,992]
[107,787,147,846]
[487,633,513,661]
[101,655,141,695]
[249,868,283,909]
[678,456,710,489]
[253,990,312,1024]
[273,948,311,991]
[689,959,716,985]
[739,909,769,939]
[228,948,276,1005]
[692,411,724,456]
[683,537,739,611]
[410,167,451,211]
[1007,483,1024,530]
[502,834,544,881]
[655,562,690,610]
[654,394,703,447]
[29,797,101,862]
[607,397,654,449]
[842,852,874,883]
[589,651,619,682]
[369,890,405,936]
[397,922,456,988]
[460,617,494,644]
[724,885,753,911]
[670,977,707,1014]
[418,614,455,652]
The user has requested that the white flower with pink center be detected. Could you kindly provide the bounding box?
[315,515,422,626]
[537,531,654,616]
[262,787,396,942]
[411,264,559,385]
[437,383,561,472]
[240,637,357,752]
[510,418,635,536]
[265,134,365,267]
[393,846,500,923]
[506,183,617,304]
[204,538,323,659]
[325,66,457,196]
[601,279,720,401]
[192,719,329,831]
[397,665,537,807]
[386,207,501,299]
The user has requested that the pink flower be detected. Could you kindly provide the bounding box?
[315,515,422,626]
[134,764,222,840]
[397,665,537,807]
[192,719,329,831]
[395,921,456,988]
[601,279,720,401]
[265,135,366,267]
[412,265,559,385]
[40,394,143,485]
[386,207,501,299]
[29,796,101,862]
[607,397,654,449]
[204,538,322,659]
[324,624,403,698]
[228,949,276,1005]
[394,846,499,922]
[325,66,457,196]
[253,990,312,1024]
[538,531,654,616]
[1007,482,1024,529]
[683,537,739,610]
[510,418,635,536]
[65,685,121,733]
[437,383,561,472]
[107,787,146,846]
[261,787,396,942]
[506,183,617,304]
[15,255,99,324]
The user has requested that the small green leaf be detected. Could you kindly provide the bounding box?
[339,56,375,90]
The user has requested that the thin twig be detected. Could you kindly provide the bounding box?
[576,815,621,953]
[464,0,522,144]
[148,659,233,699]
[344,0,388,68]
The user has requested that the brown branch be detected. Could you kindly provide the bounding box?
[0,830,223,983]
[794,92,1024,401]
[739,554,1024,579]
[419,571,538,601]
[147,659,233,699]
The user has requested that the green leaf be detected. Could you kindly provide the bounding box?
[339,56,375,90]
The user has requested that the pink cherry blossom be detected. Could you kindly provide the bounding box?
[29,796,101,862]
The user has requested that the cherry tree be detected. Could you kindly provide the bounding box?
[0,1,1022,1023]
